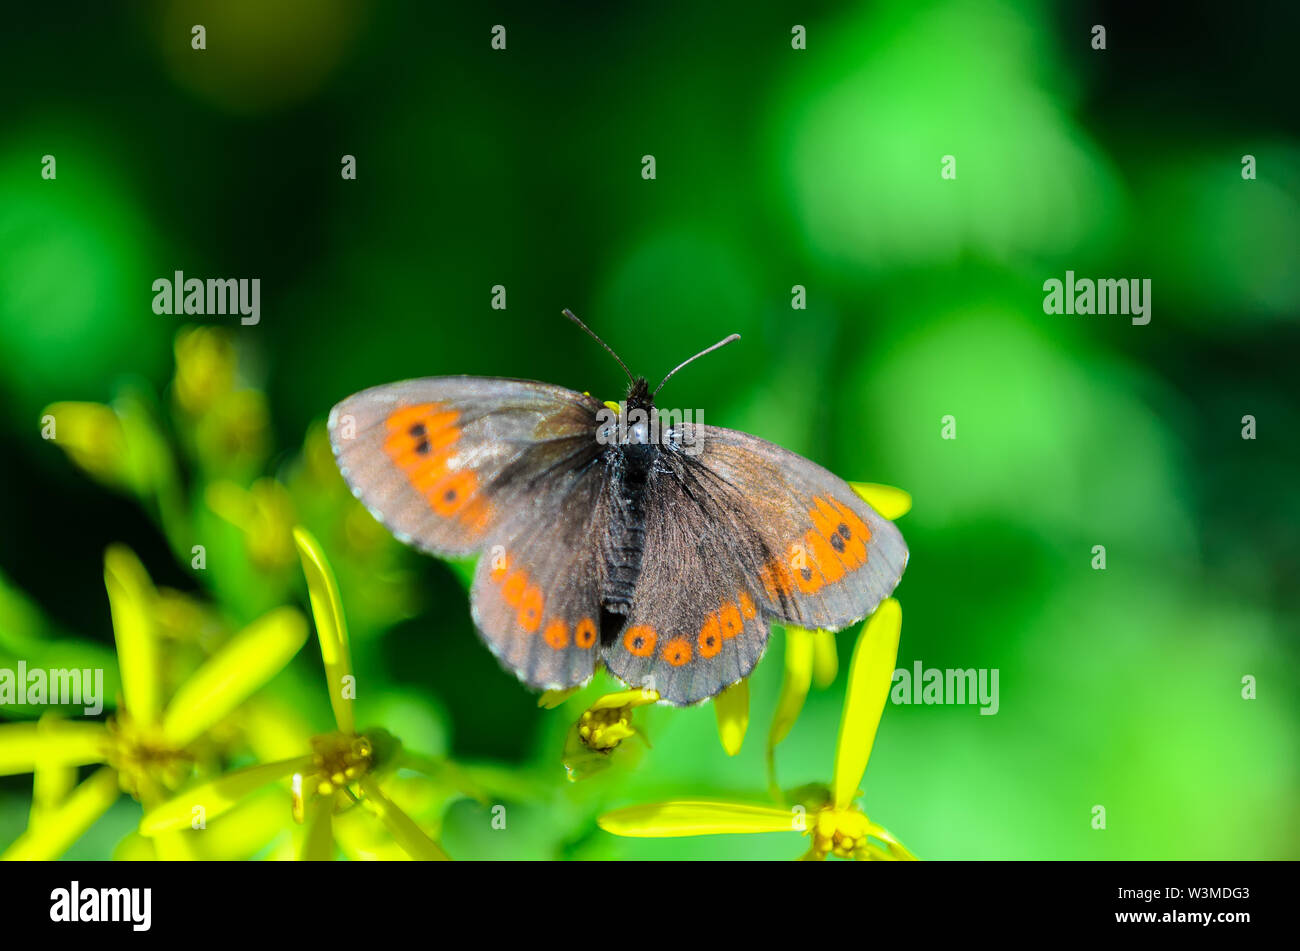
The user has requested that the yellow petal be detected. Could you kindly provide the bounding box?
[293,526,354,734]
[832,598,902,810]
[867,820,919,860]
[768,626,814,748]
[590,687,659,711]
[139,755,312,835]
[173,326,236,415]
[851,482,912,521]
[300,794,336,861]
[152,829,199,861]
[162,607,307,747]
[714,680,749,756]
[0,767,120,860]
[812,629,839,687]
[598,800,798,837]
[41,402,130,488]
[0,720,107,776]
[207,478,295,572]
[104,545,161,725]
[538,687,579,709]
[29,715,79,828]
[359,777,450,860]
[187,785,294,860]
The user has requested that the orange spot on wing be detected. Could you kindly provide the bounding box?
[517,585,544,633]
[385,404,443,434]
[543,618,569,649]
[427,424,461,451]
[624,625,657,657]
[457,494,494,537]
[718,602,743,639]
[789,542,826,594]
[661,637,693,667]
[501,570,527,607]
[381,405,496,535]
[738,592,757,619]
[406,460,450,495]
[811,497,863,569]
[698,615,722,657]
[430,469,478,517]
[809,496,839,538]
[805,529,847,583]
[383,406,462,476]
[828,497,872,553]
[574,618,597,649]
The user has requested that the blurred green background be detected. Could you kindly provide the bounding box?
[1,0,1297,859]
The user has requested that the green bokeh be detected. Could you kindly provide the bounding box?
[1,0,1296,860]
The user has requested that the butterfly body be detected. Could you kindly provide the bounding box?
[330,369,907,706]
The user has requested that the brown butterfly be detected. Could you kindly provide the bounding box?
[328,311,907,706]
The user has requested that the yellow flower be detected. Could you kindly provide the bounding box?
[138,527,452,860]
[193,389,271,477]
[43,387,190,562]
[206,477,297,573]
[0,546,307,860]
[560,687,659,781]
[597,598,916,861]
[171,328,271,476]
[173,326,237,417]
[40,401,130,488]
[43,390,176,502]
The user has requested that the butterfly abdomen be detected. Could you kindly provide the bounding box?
[600,445,654,617]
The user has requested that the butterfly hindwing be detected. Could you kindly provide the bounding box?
[599,467,770,704]
[469,458,610,691]
[601,423,907,705]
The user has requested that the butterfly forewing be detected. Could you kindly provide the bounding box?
[328,377,604,556]
[330,377,610,691]
[686,424,907,627]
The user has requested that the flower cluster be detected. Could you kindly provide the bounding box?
[4,328,919,861]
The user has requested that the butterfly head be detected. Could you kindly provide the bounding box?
[563,307,739,450]
[625,376,653,414]
[596,378,659,450]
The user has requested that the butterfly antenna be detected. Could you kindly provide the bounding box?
[563,308,634,384]
[653,333,741,396]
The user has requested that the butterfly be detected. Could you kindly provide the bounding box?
[328,310,907,706]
